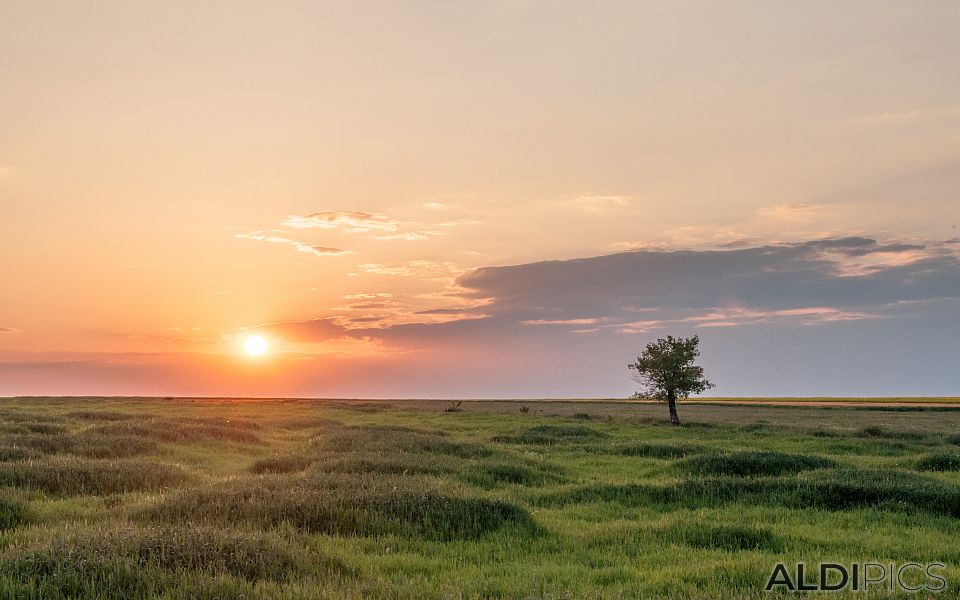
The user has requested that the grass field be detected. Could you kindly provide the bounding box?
[1,397,959,599]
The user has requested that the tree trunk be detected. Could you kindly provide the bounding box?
[667,389,680,426]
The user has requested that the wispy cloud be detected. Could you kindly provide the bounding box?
[234,232,351,257]
[756,203,829,223]
[522,318,601,326]
[849,110,923,126]
[569,195,633,211]
[616,306,878,333]
[843,104,960,128]
[0,327,18,333]
[358,260,467,279]
[275,210,474,243]
[375,232,431,241]
[343,292,393,300]
[250,317,347,342]
[282,211,399,233]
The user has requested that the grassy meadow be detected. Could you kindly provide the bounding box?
[1,397,959,598]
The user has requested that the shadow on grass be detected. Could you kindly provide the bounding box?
[537,469,960,518]
[0,523,350,600]
[676,450,836,477]
[143,472,541,541]
[0,458,190,496]
[492,424,609,445]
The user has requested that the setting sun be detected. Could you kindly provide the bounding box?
[243,335,268,356]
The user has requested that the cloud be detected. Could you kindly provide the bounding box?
[415,307,478,316]
[251,318,347,342]
[235,232,351,257]
[281,211,398,233]
[570,195,633,211]
[309,246,352,256]
[522,318,602,326]
[847,110,924,127]
[376,232,431,241]
[358,260,467,279]
[453,237,960,327]
[843,104,960,128]
[281,211,477,240]
[343,292,389,299]
[0,327,17,333]
[616,306,877,334]
[260,236,960,345]
[756,203,829,223]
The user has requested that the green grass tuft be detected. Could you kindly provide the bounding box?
[248,455,312,474]
[85,418,261,445]
[0,447,42,462]
[0,497,29,531]
[144,472,539,541]
[309,453,448,477]
[856,426,929,441]
[538,468,960,518]
[461,463,565,489]
[915,452,960,472]
[22,423,67,435]
[0,523,347,599]
[492,424,608,445]
[314,424,491,458]
[659,522,782,551]
[617,442,707,459]
[0,457,190,496]
[677,450,836,477]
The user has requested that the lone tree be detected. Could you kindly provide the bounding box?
[628,335,714,426]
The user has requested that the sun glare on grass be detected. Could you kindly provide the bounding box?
[244,335,268,356]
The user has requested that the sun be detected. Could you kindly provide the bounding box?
[243,335,268,356]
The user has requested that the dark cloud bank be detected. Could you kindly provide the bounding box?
[247,237,960,397]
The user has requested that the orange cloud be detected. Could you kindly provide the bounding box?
[282,211,398,233]
[234,232,351,257]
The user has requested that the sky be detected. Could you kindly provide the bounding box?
[1,0,958,398]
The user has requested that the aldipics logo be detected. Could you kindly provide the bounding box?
[765,562,947,593]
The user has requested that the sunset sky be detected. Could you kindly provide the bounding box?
[1,1,958,397]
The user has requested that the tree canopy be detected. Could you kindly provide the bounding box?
[628,335,714,425]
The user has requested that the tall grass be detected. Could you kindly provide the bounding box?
[658,522,782,551]
[461,463,565,489]
[0,523,348,599]
[538,469,960,517]
[3,397,960,598]
[492,424,608,445]
[915,452,960,472]
[0,497,28,531]
[144,472,539,541]
[314,424,491,458]
[85,418,261,444]
[677,450,836,477]
[248,455,312,475]
[617,442,707,459]
[0,458,190,496]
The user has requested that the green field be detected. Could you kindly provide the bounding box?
[1,397,959,599]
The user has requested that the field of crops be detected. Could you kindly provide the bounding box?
[1,397,959,598]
